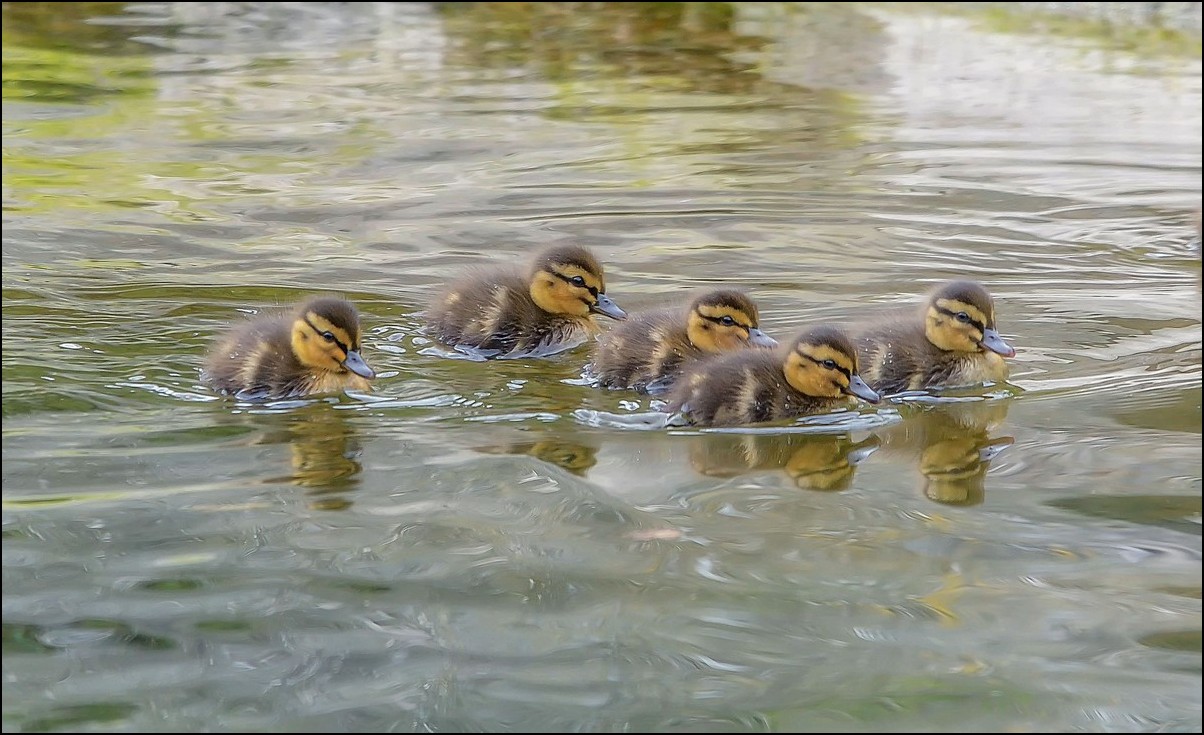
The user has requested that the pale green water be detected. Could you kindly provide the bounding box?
[2,3,1201,732]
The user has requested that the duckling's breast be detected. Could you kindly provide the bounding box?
[953,351,1010,387]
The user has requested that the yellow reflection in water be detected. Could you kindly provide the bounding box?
[687,431,880,492]
[248,403,365,511]
[872,399,1014,506]
[475,438,600,475]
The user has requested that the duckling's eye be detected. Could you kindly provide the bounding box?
[321,331,337,342]
[720,315,736,327]
[822,359,837,369]
[955,312,971,323]
[570,275,587,287]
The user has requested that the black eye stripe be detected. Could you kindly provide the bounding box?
[799,351,850,379]
[304,317,350,353]
[553,271,598,297]
[935,305,985,333]
[701,314,749,331]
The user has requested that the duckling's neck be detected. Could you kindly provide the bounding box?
[302,370,373,395]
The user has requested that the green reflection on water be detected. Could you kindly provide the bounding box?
[974,3,1203,57]
[1,623,57,654]
[18,703,140,734]
[1050,494,1203,535]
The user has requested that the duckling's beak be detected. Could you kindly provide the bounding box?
[748,328,778,349]
[980,328,1016,358]
[591,293,627,321]
[342,350,376,380]
[847,375,881,404]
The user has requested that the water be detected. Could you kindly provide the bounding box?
[3,3,1200,732]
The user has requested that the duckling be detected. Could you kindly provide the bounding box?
[851,280,1015,396]
[589,289,778,393]
[426,244,626,357]
[667,325,880,427]
[202,296,376,400]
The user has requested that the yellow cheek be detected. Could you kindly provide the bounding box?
[694,325,744,353]
[533,278,589,317]
[567,289,591,316]
[306,341,343,370]
[567,294,587,316]
[720,329,749,351]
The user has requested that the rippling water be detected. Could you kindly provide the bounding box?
[3,3,1201,732]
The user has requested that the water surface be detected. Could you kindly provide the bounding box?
[3,3,1201,732]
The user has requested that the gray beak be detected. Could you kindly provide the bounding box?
[980,328,1016,358]
[847,375,880,404]
[591,293,627,321]
[342,349,376,380]
[748,328,778,349]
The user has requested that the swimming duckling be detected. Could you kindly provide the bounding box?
[202,296,375,399]
[426,244,626,357]
[666,325,880,427]
[589,289,778,393]
[851,280,1015,396]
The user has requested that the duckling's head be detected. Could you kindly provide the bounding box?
[528,245,626,320]
[686,289,778,353]
[289,297,376,380]
[923,281,1015,358]
[783,326,880,403]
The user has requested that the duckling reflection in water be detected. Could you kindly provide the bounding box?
[850,280,1015,396]
[475,438,598,476]
[425,244,626,358]
[209,404,364,511]
[590,288,777,393]
[872,399,1014,506]
[202,296,375,400]
[667,325,880,427]
[279,413,364,509]
[688,432,881,492]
